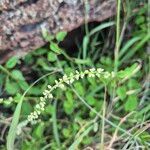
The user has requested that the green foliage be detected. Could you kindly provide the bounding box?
[50,42,62,54]
[47,52,57,62]
[56,31,67,42]
[6,56,19,69]
[117,86,127,100]
[124,94,138,111]
[0,2,149,149]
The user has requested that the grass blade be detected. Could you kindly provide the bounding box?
[6,71,60,150]
[68,126,93,150]
[89,22,115,36]
[6,99,23,150]
[120,34,150,64]
[52,100,61,148]
[119,37,141,58]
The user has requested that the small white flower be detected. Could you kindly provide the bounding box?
[63,74,68,81]
[88,73,95,78]
[0,98,3,103]
[80,72,85,78]
[55,80,59,85]
[59,83,65,89]
[36,104,40,109]
[65,80,70,84]
[40,107,45,111]
[39,102,45,108]
[70,73,74,77]
[43,90,50,96]
[97,68,104,73]
[40,97,45,102]
[75,74,80,80]
[36,110,41,115]
[90,68,96,72]
[27,115,32,121]
[47,85,52,89]
[96,73,100,77]
[104,72,111,78]
[27,67,117,123]
[48,93,53,99]
[59,78,63,82]
[111,71,115,78]
[33,112,38,119]
[84,70,89,74]
[70,78,74,84]
[75,70,80,74]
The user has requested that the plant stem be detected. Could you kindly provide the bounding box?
[101,86,107,150]
[114,0,121,72]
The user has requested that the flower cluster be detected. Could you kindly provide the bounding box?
[27,68,115,122]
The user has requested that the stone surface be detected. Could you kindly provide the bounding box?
[0,0,116,64]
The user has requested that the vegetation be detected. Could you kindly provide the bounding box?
[0,1,149,149]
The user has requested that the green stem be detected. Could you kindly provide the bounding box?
[114,0,121,72]
[101,86,107,150]
[0,65,15,79]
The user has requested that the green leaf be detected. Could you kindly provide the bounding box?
[11,70,25,80]
[62,128,70,138]
[32,122,45,139]
[47,52,57,62]
[50,42,62,54]
[18,81,29,91]
[117,86,127,100]
[33,48,47,56]
[41,28,54,41]
[64,91,74,114]
[135,16,145,25]
[56,31,67,42]
[127,79,141,89]
[21,102,32,115]
[5,78,19,95]
[118,63,138,79]
[74,82,85,96]
[74,58,91,65]
[63,100,74,115]
[125,95,138,111]
[37,58,51,70]
[6,56,19,69]
[66,91,73,102]
[28,86,43,95]
[86,95,96,106]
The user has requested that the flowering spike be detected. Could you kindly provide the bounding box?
[27,67,116,122]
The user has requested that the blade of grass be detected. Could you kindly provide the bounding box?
[119,37,141,59]
[100,86,107,149]
[83,21,115,60]
[52,100,61,148]
[89,22,115,36]
[6,70,61,150]
[120,34,150,65]
[68,125,93,150]
[114,0,121,72]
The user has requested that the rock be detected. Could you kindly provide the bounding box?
[0,0,116,64]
